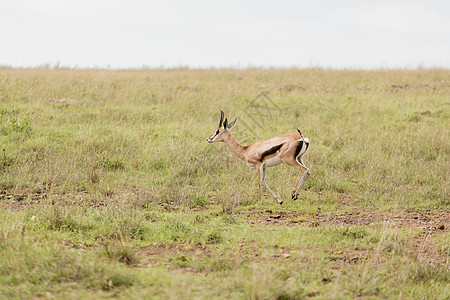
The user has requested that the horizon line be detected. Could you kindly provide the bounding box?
[1,63,449,72]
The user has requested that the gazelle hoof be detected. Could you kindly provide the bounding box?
[292,194,298,200]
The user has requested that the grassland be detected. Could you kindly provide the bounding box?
[0,68,448,299]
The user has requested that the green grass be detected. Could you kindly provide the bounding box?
[0,204,448,299]
[0,68,449,299]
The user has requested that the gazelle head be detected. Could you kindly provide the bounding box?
[207,110,237,143]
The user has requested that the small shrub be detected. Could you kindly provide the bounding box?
[150,159,166,171]
[44,206,94,233]
[97,156,125,171]
[206,231,222,244]
[339,225,368,239]
[102,273,135,291]
[46,206,75,231]
[274,267,291,281]
[193,214,207,224]
[173,254,190,268]
[0,149,14,171]
[186,195,208,208]
[0,225,25,250]
[203,257,238,272]
[381,232,406,254]
[221,214,238,224]
[8,116,32,135]
[109,212,147,240]
[166,221,191,242]
[408,261,448,283]
[103,243,139,266]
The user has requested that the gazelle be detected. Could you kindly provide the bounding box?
[207,111,310,205]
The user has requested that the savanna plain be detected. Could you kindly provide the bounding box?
[0,68,448,299]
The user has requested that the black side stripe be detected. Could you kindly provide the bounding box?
[260,144,283,162]
[294,141,303,159]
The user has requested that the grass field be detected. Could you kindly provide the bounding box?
[0,68,449,299]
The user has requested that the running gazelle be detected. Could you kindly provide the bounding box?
[207,111,310,205]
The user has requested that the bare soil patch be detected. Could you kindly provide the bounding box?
[138,242,212,265]
[243,208,449,233]
[243,208,449,264]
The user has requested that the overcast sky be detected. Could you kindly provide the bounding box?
[1,0,449,69]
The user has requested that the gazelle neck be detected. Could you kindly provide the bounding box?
[222,131,247,161]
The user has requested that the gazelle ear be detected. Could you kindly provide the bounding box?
[223,118,228,130]
[219,110,224,128]
[227,118,237,129]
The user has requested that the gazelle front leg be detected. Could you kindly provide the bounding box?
[257,165,263,204]
[260,165,283,205]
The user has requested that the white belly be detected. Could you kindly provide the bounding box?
[265,154,283,167]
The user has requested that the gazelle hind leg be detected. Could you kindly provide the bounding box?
[293,160,310,199]
[291,171,305,200]
[281,155,309,201]
[294,170,310,197]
